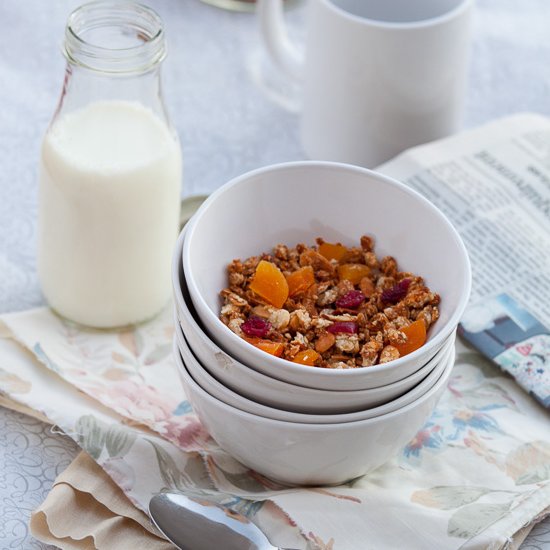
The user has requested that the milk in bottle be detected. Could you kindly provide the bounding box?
[37,2,182,328]
[38,100,181,327]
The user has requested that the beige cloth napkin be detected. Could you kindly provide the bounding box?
[0,395,172,549]
[0,394,50,424]
[30,451,173,550]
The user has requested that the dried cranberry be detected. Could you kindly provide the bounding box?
[241,316,271,338]
[381,279,411,304]
[336,290,365,309]
[327,321,358,334]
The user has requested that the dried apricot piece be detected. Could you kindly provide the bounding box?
[245,337,285,357]
[318,241,348,262]
[254,340,285,357]
[338,263,371,285]
[286,266,315,297]
[394,319,426,357]
[292,349,321,366]
[249,260,289,308]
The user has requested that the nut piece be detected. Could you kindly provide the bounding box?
[220,302,247,328]
[383,303,409,320]
[252,305,290,331]
[359,277,375,297]
[393,316,411,330]
[292,332,308,347]
[360,235,374,252]
[317,287,338,306]
[289,308,312,332]
[385,327,407,346]
[299,249,334,274]
[416,305,440,329]
[328,361,353,370]
[404,288,440,309]
[286,332,309,360]
[228,271,245,288]
[220,303,240,318]
[228,317,244,336]
[342,247,364,263]
[376,276,396,290]
[312,317,332,330]
[268,308,290,331]
[322,312,357,323]
[315,331,336,353]
[220,289,249,308]
[335,334,360,354]
[363,251,379,269]
[380,256,398,276]
[336,279,355,297]
[360,339,383,367]
[274,243,289,261]
[379,345,400,364]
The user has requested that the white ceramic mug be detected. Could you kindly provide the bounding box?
[258,0,473,167]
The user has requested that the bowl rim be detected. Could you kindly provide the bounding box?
[182,160,472,378]
[173,334,456,430]
[174,310,454,423]
[173,226,455,395]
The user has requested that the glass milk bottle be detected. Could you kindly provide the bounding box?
[38,2,182,329]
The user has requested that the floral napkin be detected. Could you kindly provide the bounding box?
[1,306,549,550]
[30,450,174,550]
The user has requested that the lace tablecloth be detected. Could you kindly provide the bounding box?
[1,0,549,547]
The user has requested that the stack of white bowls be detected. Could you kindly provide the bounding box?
[172,161,471,486]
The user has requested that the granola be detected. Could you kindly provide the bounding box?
[220,236,440,368]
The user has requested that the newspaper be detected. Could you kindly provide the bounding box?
[377,113,550,405]
[378,113,550,327]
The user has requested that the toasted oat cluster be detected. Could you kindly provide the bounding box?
[219,236,440,368]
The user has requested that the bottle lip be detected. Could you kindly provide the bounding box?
[64,1,166,74]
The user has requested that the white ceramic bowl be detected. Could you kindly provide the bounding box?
[173,227,454,413]
[182,161,471,391]
[175,315,454,424]
[173,336,455,485]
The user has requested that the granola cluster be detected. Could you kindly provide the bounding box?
[220,236,440,368]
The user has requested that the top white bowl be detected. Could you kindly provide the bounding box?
[183,161,471,391]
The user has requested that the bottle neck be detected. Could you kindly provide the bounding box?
[59,62,164,109]
[53,2,170,125]
[64,1,166,75]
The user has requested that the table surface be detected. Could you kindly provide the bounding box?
[1,0,550,547]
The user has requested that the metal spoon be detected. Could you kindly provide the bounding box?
[149,492,298,550]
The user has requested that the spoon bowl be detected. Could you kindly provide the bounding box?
[149,492,284,550]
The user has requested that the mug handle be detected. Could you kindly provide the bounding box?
[257,0,304,82]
